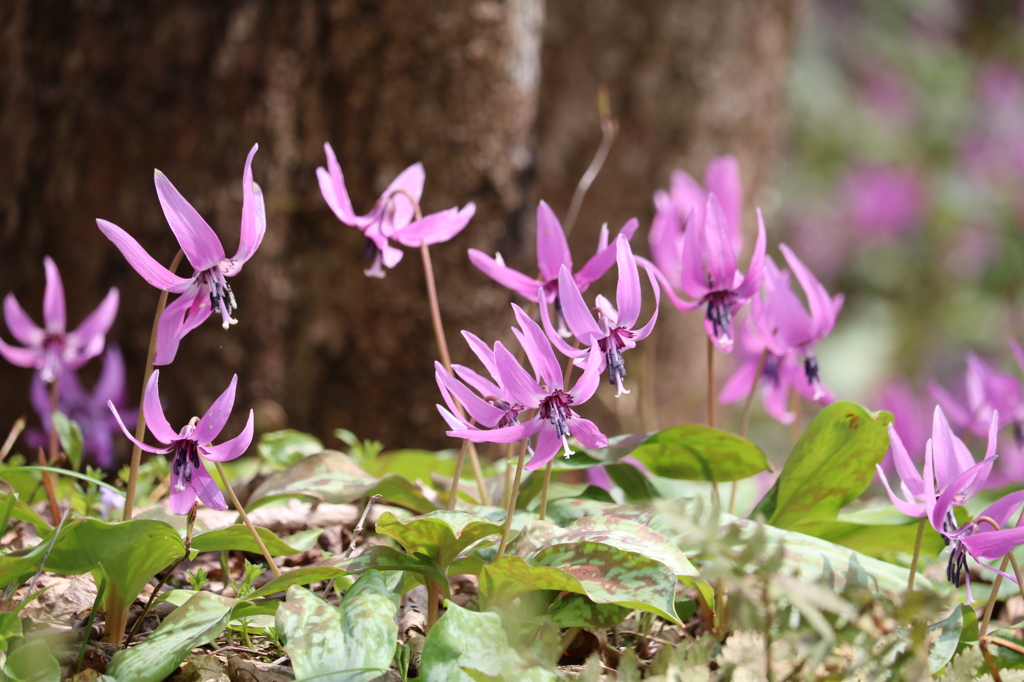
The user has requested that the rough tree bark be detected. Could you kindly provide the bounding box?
[0,0,798,457]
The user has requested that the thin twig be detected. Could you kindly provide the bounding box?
[562,86,617,238]
[124,250,184,521]
[20,507,70,607]
[345,494,381,559]
[446,436,472,511]
[558,627,581,657]
[214,462,281,578]
[0,418,25,463]
[980,640,1004,682]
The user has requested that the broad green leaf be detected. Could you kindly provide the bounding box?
[246,546,450,600]
[51,412,84,472]
[928,605,966,674]
[625,425,770,482]
[191,525,321,556]
[107,592,233,682]
[0,494,50,537]
[543,498,656,529]
[375,511,503,568]
[479,556,584,606]
[544,594,631,629]
[366,475,438,515]
[419,601,556,682]
[753,402,892,527]
[361,449,460,479]
[603,463,661,502]
[257,429,324,469]
[277,574,399,682]
[789,518,947,559]
[3,640,60,682]
[0,613,19,654]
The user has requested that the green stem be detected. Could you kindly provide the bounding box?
[907,518,925,593]
[495,438,530,561]
[538,461,554,521]
[214,461,281,578]
[446,437,471,510]
[124,250,184,521]
[707,337,720,508]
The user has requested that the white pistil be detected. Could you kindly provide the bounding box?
[561,434,575,459]
[614,372,630,398]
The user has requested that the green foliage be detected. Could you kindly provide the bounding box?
[190,525,321,557]
[334,428,384,465]
[257,429,324,470]
[625,424,771,482]
[374,510,503,569]
[107,592,234,682]
[1,640,60,682]
[50,412,83,472]
[0,494,50,537]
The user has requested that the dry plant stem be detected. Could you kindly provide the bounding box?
[706,337,720,508]
[906,518,926,593]
[36,380,62,522]
[727,480,739,516]
[496,438,530,561]
[980,640,1004,682]
[789,389,801,447]
[0,417,26,463]
[558,627,581,657]
[739,349,769,439]
[214,461,281,578]
[446,438,472,511]
[562,87,616,238]
[124,249,184,521]
[538,461,555,521]
[346,494,381,558]
[979,506,1024,639]
[419,241,489,507]
[984,635,1024,657]
[37,448,60,523]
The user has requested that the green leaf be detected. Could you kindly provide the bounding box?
[753,402,892,527]
[277,574,399,682]
[246,546,450,601]
[789,517,947,559]
[107,592,234,682]
[3,640,60,682]
[928,605,966,674]
[625,425,770,482]
[543,498,656,529]
[0,494,51,537]
[479,556,585,606]
[603,463,661,502]
[374,511,503,568]
[419,601,556,682]
[51,412,84,472]
[190,526,321,556]
[257,429,324,469]
[0,613,21,654]
[544,594,631,629]
[361,449,460,480]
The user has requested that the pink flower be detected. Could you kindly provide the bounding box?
[0,257,119,383]
[841,165,926,239]
[317,143,475,278]
[108,370,254,514]
[97,144,265,365]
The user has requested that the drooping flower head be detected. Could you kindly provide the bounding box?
[27,345,135,469]
[0,257,119,384]
[539,235,659,397]
[317,143,475,278]
[468,201,638,305]
[929,351,1024,450]
[109,370,254,514]
[443,305,608,471]
[435,331,525,433]
[97,144,265,365]
[649,156,743,285]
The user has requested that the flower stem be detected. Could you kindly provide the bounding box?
[739,349,768,439]
[538,461,555,521]
[123,249,184,521]
[906,517,926,593]
[446,439,471,511]
[706,337,720,508]
[0,418,25,464]
[562,86,616,238]
[501,441,515,509]
[980,505,1024,638]
[37,381,61,522]
[426,581,440,633]
[789,388,801,447]
[214,461,281,578]
[419,242,489,507]
[496,438,530,561]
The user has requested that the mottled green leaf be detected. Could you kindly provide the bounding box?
[107,592,233,682]
[277,574,398,682]
[246,546,450,600]
[0,613,20,653]
[624,425,770,482]
[479,556,584,606]
[543,498,656,529]
[790,517,946,559]
[51,412,83,472]
[0,494,50,537]
[419,601,556,682]
[375,510,502,568]
[752,402,892,528]
[544,593,631,629]
[3,640,60,682]
[928,605,967,674]
[257,429,324,469]
[604,463,661,502]
[191,525,321,556]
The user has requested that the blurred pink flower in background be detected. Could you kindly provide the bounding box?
[961,63,1024,194]
[875,379,931,476]
[841,165,926,240]
[861,69,917,125]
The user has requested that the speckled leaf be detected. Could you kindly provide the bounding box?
[0,493,50,536]
[545,593,631,629]
[544,498,655,528]
[752,402,892,528]
[277,574,398,682]
[624,425,770,482]
[375,510,503,568]
[928,605,967,674]
[246,545,449,600]
[246,450,436,513]
[191,525,321,556]
[419,601,557,682]
[107,592,233,682]
[478,556,584,607]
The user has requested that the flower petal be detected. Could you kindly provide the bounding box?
[568,344,604,405]
[452,364,502,403]
[700,195,738,289]
[719,359,759,405]
[566,415,607,448]
[153,285,210,366]
[888,423,924,499]
[632,262,661,342]
[108,399,172,455]
[92,345,127,405]
[191,464,229,511]
[0,337,41,369]
[614,236,642,329]
[318,142,364,225]
[42,257,66,333]
[378,162,426,233]
[194,375,239,445]
[779,244,837,340]
[96,219,194,292]
[525,423,561,471]
[468,249,544,300]
[733,209,768,301]
[232,143,265,265]
[513,304,567,390]
[66,287,119,354]
[448,419,538,445]
[538,289,590,359]
[875,463,927,518]
[154,169,226,271]
[391,204,476,247]
[461,331,501,382]
[643,259,701,312]
[704,156,743,255]
[574,218,640,290]
[3,294,44,347]
[556,266,604,347]
[437,363,506,427]
[168,482,197,515]
[536,201,571,283]
[202,409,254,462]
[142,370,178,444]
[648,196,683,287]
[928,380,972,430]
[493,341,546,407]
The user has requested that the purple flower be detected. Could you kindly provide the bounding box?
[26,345,135,469]
[929,352,1024,447]
[435,332,524,432]
[841,165,926,239]
[940,489,1024,602]
[649,157,743,286]
[108,370,254,514]
[650,195,766,352]
[538,236,659,397]
[317,143,475,278]
[97,144,265,365]
[444,305,608,471]
[468,200,638,303]
[0,257,119,384]
[877,406,996,521]
[875,379,931,476]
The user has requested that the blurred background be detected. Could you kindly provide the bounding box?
[1,0,1022,471]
